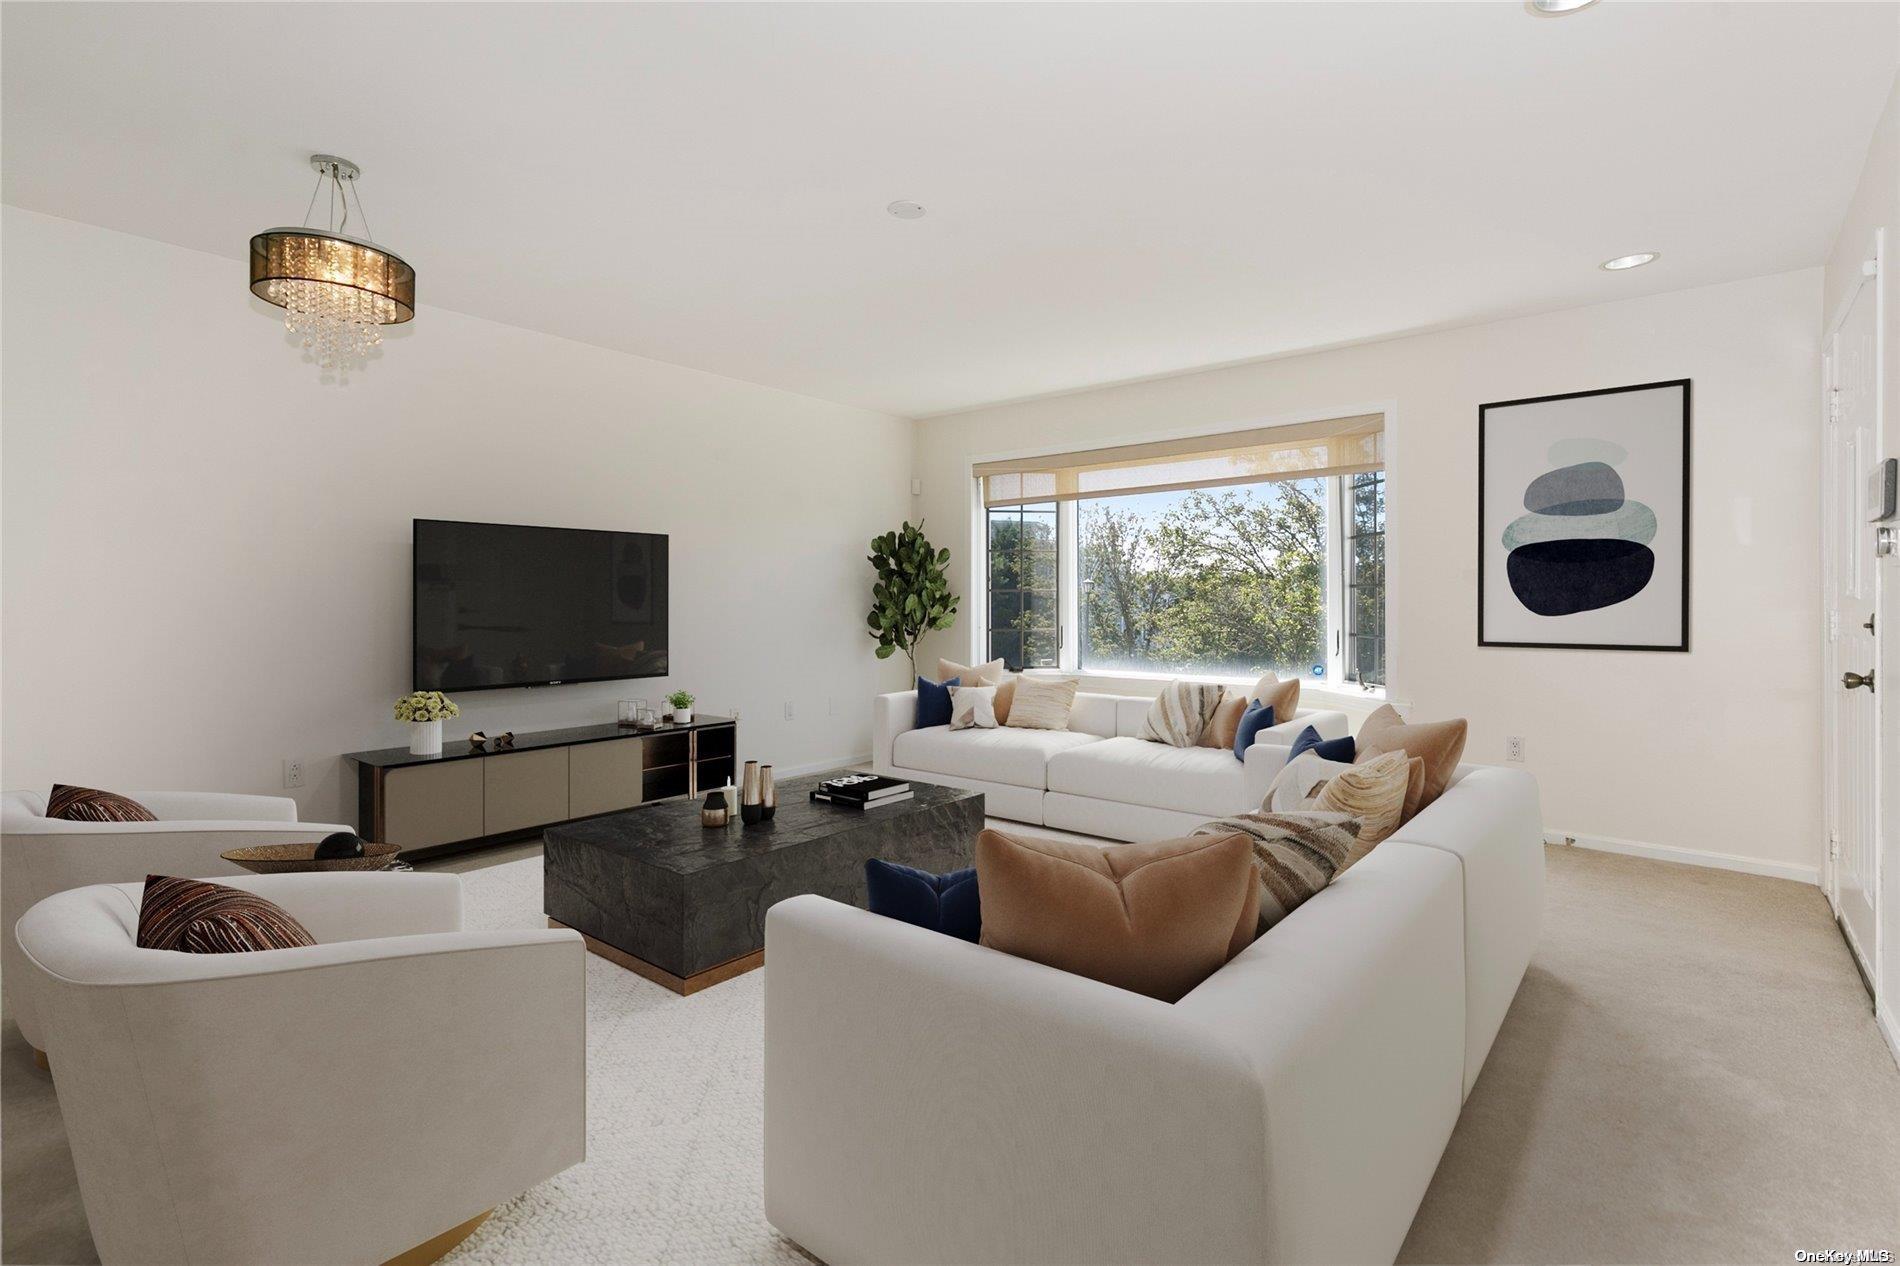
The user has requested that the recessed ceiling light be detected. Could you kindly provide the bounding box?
[1600,252,1660,271]
[1529,0,1599,12]
[886,200,926,220]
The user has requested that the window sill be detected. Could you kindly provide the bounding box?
[1023,666,1388,708]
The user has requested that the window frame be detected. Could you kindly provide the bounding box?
[983,502,1062,672]
[972,412,1392,698]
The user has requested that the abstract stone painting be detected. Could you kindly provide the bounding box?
[1480,381,1689,650]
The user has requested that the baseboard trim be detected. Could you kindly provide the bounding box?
[1545,830,1820,886]
[1878,1003,1900,1073]
[776,753,874,779]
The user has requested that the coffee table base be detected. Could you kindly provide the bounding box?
[550,918,765,995]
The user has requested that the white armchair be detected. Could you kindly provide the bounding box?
[2,789,350,1052]
[15,872,586,1266]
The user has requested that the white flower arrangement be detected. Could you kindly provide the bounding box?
[393,690,460,723]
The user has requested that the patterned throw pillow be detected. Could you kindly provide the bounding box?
[1003,676,1078,730]
[1139,681,1223,747]
[1192,811,1362,932]
[947,685,999,730]
[1267,751,1414,858]
[46,784,156,823]
[136,876,317,954]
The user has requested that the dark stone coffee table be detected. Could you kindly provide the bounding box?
[543,771,982,994]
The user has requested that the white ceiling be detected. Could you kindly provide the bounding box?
[4,2,1896,418]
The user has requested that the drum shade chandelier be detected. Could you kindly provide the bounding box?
[250,155,414,370]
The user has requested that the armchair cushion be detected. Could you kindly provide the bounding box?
[137,875,316,953]
[47,784,155,823]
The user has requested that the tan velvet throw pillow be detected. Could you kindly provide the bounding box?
[1354,704,1467,815]
[1249,673,1301,729]
[938,657,1006,687]
[1004,676,1078,730]
[1198,689,1249,749]
[976,829,1260,1002]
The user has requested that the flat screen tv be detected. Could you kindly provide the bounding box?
[413,519,669,692]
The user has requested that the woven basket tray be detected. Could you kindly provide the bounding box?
[220,841,402,874]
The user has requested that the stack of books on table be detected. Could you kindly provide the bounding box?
[810,773,913,809]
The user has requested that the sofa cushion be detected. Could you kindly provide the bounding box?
[1355,704,1468,816]
[975,828,1260,1002]
[1046,736,1250,817]
[1231,701,1276,759]
[1288,725,1354,764]
[937,657,1006,687]
[1249,673,1301,727]
[948,685,999,730]
[1266,751,1415,857]
[1199,688,1249,750]
[892,725,1102,790]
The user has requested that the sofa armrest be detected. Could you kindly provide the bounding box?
[764,895,1270,1265]
[1259,708,1349,743]
[872,691,921,774]
[136,791,301,823]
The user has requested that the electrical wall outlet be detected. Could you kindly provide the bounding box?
[784,701,795,721]
[282,759,305,789]
[1505,736,1525,763]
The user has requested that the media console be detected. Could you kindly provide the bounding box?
[344,717,737,860]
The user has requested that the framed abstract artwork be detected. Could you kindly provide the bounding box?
[1478,379,1690,651]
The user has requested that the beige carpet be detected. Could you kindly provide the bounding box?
[4,844,1896,1265]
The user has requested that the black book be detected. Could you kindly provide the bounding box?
[818,773,911,802]
[811,789,914,810]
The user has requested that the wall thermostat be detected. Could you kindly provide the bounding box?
[1870,457,1898,523]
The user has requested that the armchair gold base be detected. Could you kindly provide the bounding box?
[381,1209,491,1266]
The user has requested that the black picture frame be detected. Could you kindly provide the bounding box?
[1477,378,1691,652]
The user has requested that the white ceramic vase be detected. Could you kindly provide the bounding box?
[409,718,443,756]
[673,709,692,724]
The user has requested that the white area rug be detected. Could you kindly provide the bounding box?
[442,858,803,1266]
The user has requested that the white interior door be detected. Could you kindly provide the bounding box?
[1826,272,1880,989]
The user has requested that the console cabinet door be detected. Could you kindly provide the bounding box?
[381,761,484,849]
[569,738,645,818]
[483,748,570,836]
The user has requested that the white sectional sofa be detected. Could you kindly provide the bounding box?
[764,761,1545,1265]
[872,687,1350,840]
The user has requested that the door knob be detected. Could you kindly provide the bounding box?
[1842,670,1875,692]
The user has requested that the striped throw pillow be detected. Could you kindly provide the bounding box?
[1139,681,1223,747]
[1192,811,1362,933]
[1003,676,1078,730]
[46,784,156,823]
[136,876,316,954]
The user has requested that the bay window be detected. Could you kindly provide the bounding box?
[978,413,1386,690]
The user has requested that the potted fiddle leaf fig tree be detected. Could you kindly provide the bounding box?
[867,521,959,677]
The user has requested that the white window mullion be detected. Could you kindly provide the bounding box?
[1058,499,1080,672]
[1324,476,1347,687]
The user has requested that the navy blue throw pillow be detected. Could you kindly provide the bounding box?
[865,859,980,942]
[915,676,959,728]
[1232,701,1276,761]
[1288,724,1355,764]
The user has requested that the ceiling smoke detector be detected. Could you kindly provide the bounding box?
[886,201,926,220]
[1600,252,1660,271]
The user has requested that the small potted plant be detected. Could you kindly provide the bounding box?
[393,690,460,755]
[665,690,695,724]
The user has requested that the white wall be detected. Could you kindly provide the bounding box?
[1823,68,1900,1049]
[915,270,1825,879]
[1,208,913,825]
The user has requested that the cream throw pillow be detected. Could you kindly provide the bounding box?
[947,685,998,730]
[1139,681,1223,747]
[1266,750,1413,860]
[1004,676,1078,730]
